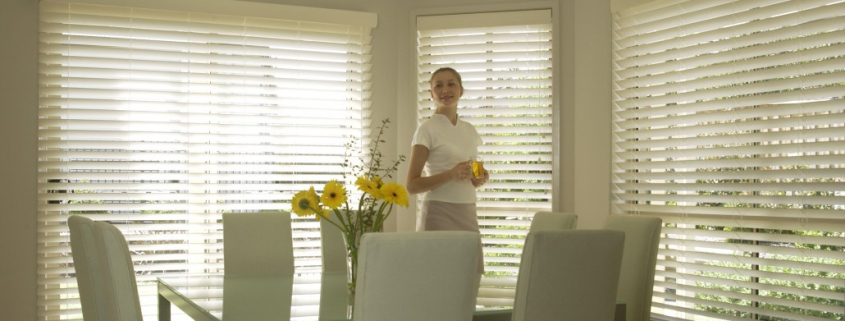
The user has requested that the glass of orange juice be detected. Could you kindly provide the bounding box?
[471,155,484,178]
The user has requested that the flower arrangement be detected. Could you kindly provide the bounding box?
[289,118,407,308]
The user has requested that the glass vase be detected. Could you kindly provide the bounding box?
[343,232,360,319]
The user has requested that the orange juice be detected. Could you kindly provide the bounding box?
[471,158,484,178]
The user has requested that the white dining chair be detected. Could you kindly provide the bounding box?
[530,211,578,231]
[222,212,294,275]
[319,218,351,319]
[353,231,480,321]
[223,275,293,321]
[512,230,625,321]
[68,215,143,321]
[320,218,347,273]
[604,214,663,321]
[465,211,579,321]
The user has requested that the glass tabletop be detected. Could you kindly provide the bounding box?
[157,272,512,321]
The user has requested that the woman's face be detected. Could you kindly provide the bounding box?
[429,71,463,108]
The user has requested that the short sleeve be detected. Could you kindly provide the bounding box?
[412,124,432,149]
[471,125,483,147]
[475,132,483,147]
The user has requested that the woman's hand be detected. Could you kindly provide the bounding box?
[471,169,489,188]
[451,161,473,181]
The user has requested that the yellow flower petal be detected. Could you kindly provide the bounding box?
[315,208,331,221]
[355,176,368,190]
[308,186,319,200]
[357,176,380,197]
[291,189,318,217]
[321,180,347,209]
[379,182,409,207]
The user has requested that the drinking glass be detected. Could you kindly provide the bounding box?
[471,155,484,178]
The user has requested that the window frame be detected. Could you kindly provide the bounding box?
[407,1,561,308]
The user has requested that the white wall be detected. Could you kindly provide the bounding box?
[569,0,612,229]
[610,0,655,13]
[0,1,39,320]
[0,0,612,319]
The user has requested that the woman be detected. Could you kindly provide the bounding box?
[406,67,489,274]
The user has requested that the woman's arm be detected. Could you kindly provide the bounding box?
[405,144,471,195]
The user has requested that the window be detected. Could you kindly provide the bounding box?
[416,9,555,307]
[612,0,845,320]
[37,0,376,319]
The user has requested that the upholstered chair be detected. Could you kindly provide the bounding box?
[68,215,144,321]
[512,230,625,321]
[222,212,294,275]
[604,215,663,321]
[353,231,480,321]
[530,211,578,231]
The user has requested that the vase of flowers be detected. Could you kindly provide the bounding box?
[290,118,407,317]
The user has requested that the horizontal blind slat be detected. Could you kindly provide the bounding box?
[613,1,845,320]
[38,1,374,320]
[417,9,554,310]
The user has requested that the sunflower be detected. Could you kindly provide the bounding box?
[307,186,319,200]
[354,176,368,190]
[291,187,320,217]
[355,175,380,197]
[379,182,409,207]
[320,180,347,209]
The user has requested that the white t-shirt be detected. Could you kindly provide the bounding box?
[411,114,483,204]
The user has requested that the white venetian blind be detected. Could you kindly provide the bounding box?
[612,0,845,320]
[37,0,376,319]
[416,9,554,307]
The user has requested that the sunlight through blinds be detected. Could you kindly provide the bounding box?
[612,0,845,320]
[37,0,376,319]
[416,9,555,308]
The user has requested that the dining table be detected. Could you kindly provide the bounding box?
[157,271,624,321]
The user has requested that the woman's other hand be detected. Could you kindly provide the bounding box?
[451,161,473,181]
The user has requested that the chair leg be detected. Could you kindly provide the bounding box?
[158,293,171,321]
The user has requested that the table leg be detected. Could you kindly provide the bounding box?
[159,293,171,321]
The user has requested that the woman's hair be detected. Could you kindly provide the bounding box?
[429,67,463,89]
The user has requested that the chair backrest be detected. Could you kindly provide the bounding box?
[223,212,294,275]
[319,270,350,320]
[320,218,347,273]
[68,215,143,321]
[353,231,480,321]
[512,230,625,321]
[530,211,578,231]
[318,219,350,319]
[223,275,292,321]
[603,215,662,321]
